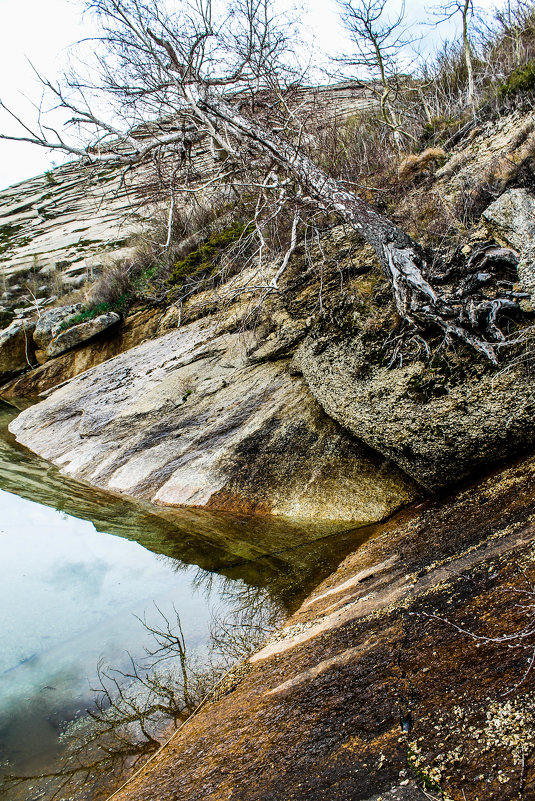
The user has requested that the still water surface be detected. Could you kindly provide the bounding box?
[0,400,374,798]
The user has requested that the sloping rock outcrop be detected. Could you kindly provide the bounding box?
[5,107,535,516]
[9,316,417,521]
[110,448,535,801]
[0,162,144,285]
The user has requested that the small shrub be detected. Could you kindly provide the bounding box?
[397,148,446,182]
[89,261,133,307]
[315,110,400,194]
[499,59,535,96]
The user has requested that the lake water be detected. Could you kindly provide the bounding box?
[0,400,375,799]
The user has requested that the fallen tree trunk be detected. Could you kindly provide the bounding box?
[194,88,516,362]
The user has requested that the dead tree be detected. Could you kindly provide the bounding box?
[335,0,416,148]
[0,0,521,361]
[433,0,477,107]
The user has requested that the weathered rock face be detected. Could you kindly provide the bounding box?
[33,304,83,350]
[0,319,36,379]
[45,311,121,357]
[0,163,143,286]
[0,308,163,399]
[9,317,417,522]
[294,326,535,491]
[483,188,535,304]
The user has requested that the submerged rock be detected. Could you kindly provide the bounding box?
[0,319,36,379]
[46,311,121,357]
[9,317,417,522]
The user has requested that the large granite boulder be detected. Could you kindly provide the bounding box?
[9,317,417,522]
[483,188,535,304]
[46,311,121,358]
[0,319,36,380]
[294,328,535,491]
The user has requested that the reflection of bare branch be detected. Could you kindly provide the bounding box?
[1,590,284,801]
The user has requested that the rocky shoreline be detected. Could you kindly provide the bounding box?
[2,97,535,800]
[106,449,535,801]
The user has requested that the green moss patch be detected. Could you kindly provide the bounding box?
[0,223,25,255]
[168,222,249,287]
[500,60,535,98]
[58,297,128,332]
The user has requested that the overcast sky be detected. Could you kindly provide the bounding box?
[0,0,499,190]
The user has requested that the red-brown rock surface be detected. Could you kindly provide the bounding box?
[109,452,535,801]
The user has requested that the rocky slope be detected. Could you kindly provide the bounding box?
[1,92,535,801]
[0,160,143,306]
[0,82,374,328]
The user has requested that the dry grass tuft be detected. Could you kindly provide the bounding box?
[397,148,447,182]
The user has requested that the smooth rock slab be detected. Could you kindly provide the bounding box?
[46,311,121,357]
[9,318,417,522]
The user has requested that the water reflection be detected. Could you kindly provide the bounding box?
[0,400,377,798]
[0,489,225,787]
[0,400,377,607]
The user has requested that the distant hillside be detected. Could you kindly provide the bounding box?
[0,82,375,325]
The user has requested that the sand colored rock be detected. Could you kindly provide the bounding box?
[0,319,36,379]
[9,317,417,521]
[0,308,163,398]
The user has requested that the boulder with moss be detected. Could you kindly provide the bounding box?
[45,311,121,358]
[293,289,535,491]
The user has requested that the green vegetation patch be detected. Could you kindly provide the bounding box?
[58,298,128,332]
[0,223,23,255]
[44,170,58,186]
[407,747,444,794]
[500,60,535,98]
[168,222,249,287]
